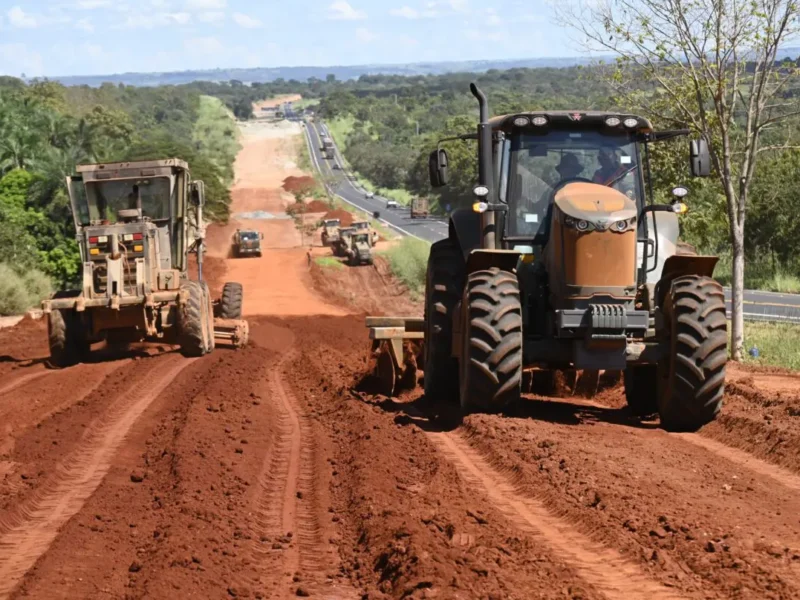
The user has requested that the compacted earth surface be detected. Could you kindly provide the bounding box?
[1,117,800,600]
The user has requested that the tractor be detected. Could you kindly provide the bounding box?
[42,158,249,366]
[367,83,726,432]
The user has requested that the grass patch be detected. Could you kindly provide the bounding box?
[738,320,800,370]
[193,95,240,185]
[314,256,344,269]
[327,117,357,152]
[0,263,52,316]
[383,237,431,298]
[713,253,800,293]
[293,97,320,111]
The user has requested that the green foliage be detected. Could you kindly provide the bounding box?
[383,237,431,298]
[314,256,344,269]
[193,95,240,183]
[740,322,800,371]
[0,263,52,316]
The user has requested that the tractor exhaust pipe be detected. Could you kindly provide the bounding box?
[470,82,495,249]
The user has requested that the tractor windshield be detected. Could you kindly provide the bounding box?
[81,177,172,225]
[354,234,370,244]
[503,131,642,243]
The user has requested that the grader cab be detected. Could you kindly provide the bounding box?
[42,158,248,366]
[368,83,726,432]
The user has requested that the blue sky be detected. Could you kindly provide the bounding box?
[0,0,583,77]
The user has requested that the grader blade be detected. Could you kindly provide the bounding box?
[366,316,424,397]
[214,318,249,348]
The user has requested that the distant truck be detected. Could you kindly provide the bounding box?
[321,218,341,246]
[332,227,355,258]
[321,137,335,159]
[351,220,378,246]
[232,229,263,258]
[346,232,374,266]
[410,197,429,219]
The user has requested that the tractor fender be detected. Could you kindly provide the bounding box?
[448,208,521,274]
[655,255,720,309]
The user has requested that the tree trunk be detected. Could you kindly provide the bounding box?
[730,225,745,361]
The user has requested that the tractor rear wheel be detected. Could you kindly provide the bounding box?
[623,365,658,416]
[658,275,727,431]
[459,268,523,413]
[48,309,89,367]
[179,281,211,357]
[423,239,465,403]
[219,282,244,320]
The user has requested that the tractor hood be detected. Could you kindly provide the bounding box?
[554,182,637,230]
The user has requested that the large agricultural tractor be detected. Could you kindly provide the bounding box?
[367,83,727,432]
[42,158,249,366]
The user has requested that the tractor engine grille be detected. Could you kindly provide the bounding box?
[92,262,139,296]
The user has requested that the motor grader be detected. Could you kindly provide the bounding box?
[367,83,727,432]
[42,158,249,367]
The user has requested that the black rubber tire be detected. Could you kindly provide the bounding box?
[658,275,727,431]
[623,365,658,416]
[459,267,523,412]
[423,238,464,403]
[219,282,244,320]
[48,309,89,367]
[179,281,209,357]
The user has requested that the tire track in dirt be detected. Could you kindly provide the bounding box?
[0,370,49,397]
[241,344,351,597]
[0,355,197,599]
[426,430,686,600]
[679,432,800,492]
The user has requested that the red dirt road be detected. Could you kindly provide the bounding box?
[2,120,800,599]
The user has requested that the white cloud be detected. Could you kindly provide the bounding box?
[355,27,377,42]
[232,12,261,28]
[75,17,94,31]
[449,0,468,12]
[0,43,44,77]
[71,0,112,9]
[122,11,191,28]
[486,7,501,25]
[8,6,37,28]
[327,1,366,20]
[197,11,225,22]
[390,6,418,18]
[185,0,226,9]
[184,35,225,54]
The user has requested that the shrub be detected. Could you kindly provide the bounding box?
[384,237,430,297]
[0,263,52,315]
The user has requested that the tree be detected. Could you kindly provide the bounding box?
[558,0,800,360]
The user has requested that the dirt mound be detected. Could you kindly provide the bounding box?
[282,175,317,194]
[0,314,47,375]
[306,199,331,213]
[323,209,353,226]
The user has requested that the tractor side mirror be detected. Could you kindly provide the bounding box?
[189,180,205,206]
[689,139,710,177]
[428,149,449,187]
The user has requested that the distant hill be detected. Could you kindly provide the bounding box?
[50,56,601,88]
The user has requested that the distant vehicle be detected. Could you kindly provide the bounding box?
[232,228,263,258]
[386,199,399,209]
[410,197,429,218]
[321,218,341,246]
[365,191,375,199]
[321,137,334,159]
[332,162,340,170]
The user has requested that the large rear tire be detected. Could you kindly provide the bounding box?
[201,282,215,354]
[219,282,244,320]
[423,239,464,403]
[48,309,89,368]
[179,281,210,357]
[658,275,727,431]
[623,365,658,416]
[459,268,523,412]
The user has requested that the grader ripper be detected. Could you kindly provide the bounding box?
[42,158,249,366]
[368,83,727,432]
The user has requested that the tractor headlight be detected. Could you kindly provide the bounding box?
[576,219,590,232]
[614,219,628,232]
[564,216,575,226]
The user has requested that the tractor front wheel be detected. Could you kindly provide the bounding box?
[658,275,727,431]
[459,268,523,413]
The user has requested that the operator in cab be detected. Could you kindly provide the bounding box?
[592,148,626,185]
